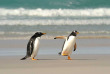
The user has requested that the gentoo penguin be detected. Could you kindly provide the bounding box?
[54,30,79,60]
[21,32,46,60]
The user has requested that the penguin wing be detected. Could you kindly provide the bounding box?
[74,42,77,51]
[27,39,34,56]
[54,36,67,39]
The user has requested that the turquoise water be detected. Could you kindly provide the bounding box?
[0,0,110,9]
[0,0,110,39]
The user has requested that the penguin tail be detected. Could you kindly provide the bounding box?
[74,48,76,51]
[58,52,61,55]
[20,56,28,60]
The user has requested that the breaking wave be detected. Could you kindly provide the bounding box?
[0,19,110,25]
[0,8,110,17]
[0,31,110,35]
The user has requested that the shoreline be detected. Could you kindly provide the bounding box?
[0,36,110,40]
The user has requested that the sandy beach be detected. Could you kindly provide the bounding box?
[0,39,110,74]
[0,0,110,73]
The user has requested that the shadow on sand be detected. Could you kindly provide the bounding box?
[36,58,96,60]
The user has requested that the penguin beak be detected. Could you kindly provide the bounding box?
[76,32,79,34]
[42,33,46,35]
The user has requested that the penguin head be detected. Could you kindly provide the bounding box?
[34,32,46,37]
[70,30,79,36]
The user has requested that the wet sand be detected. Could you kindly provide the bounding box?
[0,39,110,74]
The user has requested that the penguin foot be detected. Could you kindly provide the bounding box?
[32,58,37,60]
[68,56,72,60]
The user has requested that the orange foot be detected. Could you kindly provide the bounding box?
[32,58,37,60]
[68,56,72,60]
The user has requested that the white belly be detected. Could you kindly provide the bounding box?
[31,38,40,58]
[62,36,76,56]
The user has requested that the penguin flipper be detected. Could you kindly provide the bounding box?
[74,42,77,51]
[54,36,67,39]
[21,39,34,60]
[27,39,34,56]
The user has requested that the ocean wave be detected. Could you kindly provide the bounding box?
[0,32,35,35]
[0,31,110,35]
[80,31,110,34]
[0,8,110,17]
[0,19,110,25]
[0,36,110,40]
[0,31,110,40]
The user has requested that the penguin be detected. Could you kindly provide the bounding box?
[54,30,79,60]
[21,32,46,60]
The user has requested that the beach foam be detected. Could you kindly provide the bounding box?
[0,19,110,25]
[0,8,110,17]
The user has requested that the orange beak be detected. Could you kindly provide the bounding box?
[42,33,46,35]
[76,32,79,34]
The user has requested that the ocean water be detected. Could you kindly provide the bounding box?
[0,0,110,39]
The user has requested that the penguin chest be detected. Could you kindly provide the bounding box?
[62,36,76,55]
[31,38,40,57]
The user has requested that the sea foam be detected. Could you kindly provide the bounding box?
[0,8,110,17]
[0,19,110,25]
[1,8,110,25]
